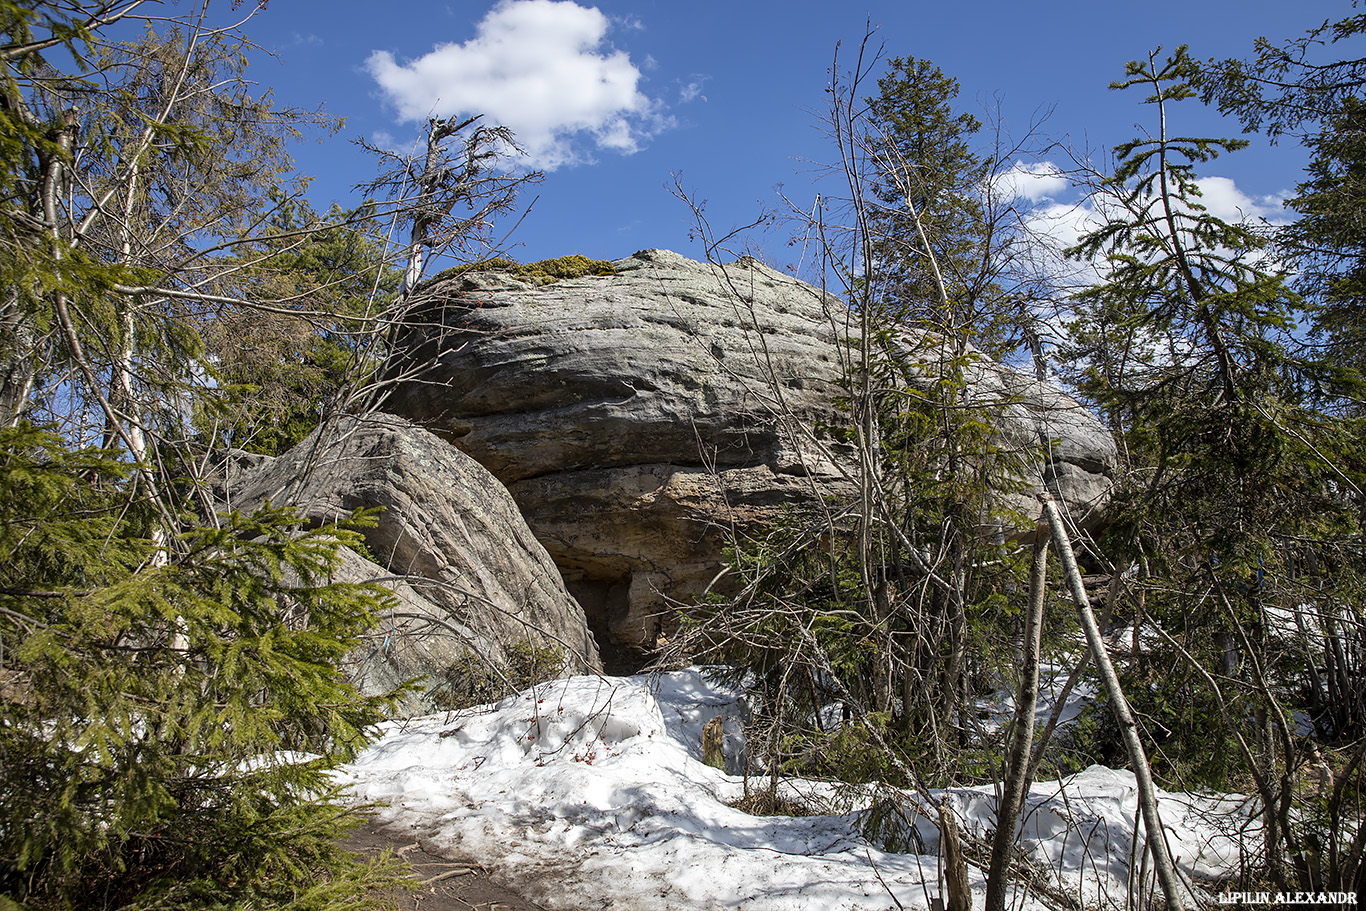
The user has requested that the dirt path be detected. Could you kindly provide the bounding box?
[343,819,550,911]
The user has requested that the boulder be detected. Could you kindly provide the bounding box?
[227,413,600,708]
[332,546,482,717]
[386,249,1117,671]
[391,249,848,483]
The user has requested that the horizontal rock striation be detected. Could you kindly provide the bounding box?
[387,249,1117,671]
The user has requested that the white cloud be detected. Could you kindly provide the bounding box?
[1013,172,1295,309]
[679,77,709,104]
[367,130,402,154]
[977,170,1293,376]
[991,162,1289,236]
[1194,176,1290,226]
[365,0,672,170]
[1028,199,1102,254]
[993,160,1069,203]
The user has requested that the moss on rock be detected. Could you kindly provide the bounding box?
[431,254,616,287]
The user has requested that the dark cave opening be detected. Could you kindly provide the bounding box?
[564,572,651,675]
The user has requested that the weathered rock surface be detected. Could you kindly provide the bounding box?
[387,249,1117,670]
[332,546,480,717]
[393,249,848,483]
[226,414,600,709]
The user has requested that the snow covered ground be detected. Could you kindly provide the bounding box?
[340,669,1255,911]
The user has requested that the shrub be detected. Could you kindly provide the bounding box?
[434,640,566,710]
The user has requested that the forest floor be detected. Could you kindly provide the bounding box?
[343,819,548,911]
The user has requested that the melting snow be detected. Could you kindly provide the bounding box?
[340,669,1253,910]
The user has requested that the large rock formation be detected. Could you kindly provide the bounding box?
[223,414,600,711]
[387,249,1117,671]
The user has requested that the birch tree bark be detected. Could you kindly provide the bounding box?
[985,522,1048,911]
[1042,496,1185,911]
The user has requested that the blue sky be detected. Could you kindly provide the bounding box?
[235,0,1339,270]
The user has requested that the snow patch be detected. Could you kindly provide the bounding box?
[342,669,1256,910]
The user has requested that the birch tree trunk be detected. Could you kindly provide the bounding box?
[985,522,1048,911]
[1042,497,1185,911]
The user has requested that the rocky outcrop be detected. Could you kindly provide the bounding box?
[977,367,1118,529]
[392,249,848,483]
[226,414,600,709]
[387,249,1117,671]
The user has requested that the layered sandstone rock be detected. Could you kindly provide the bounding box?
[387,249,1116,670]
[226,414,600,708]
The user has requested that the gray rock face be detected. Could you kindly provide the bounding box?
[393,249,848,483]
[331,546,480,717]
[980,367,1118,530]
[229,414,600,708]
[387,249,1117,670]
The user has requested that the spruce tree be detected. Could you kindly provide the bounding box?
[0,426,405,910]
[1066,45,1364,892]
[675,42,1037,794]
[865,57,988,329]
[1283,97,1366,399]
[1195,7,1366,409]
[0,5,413,907]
